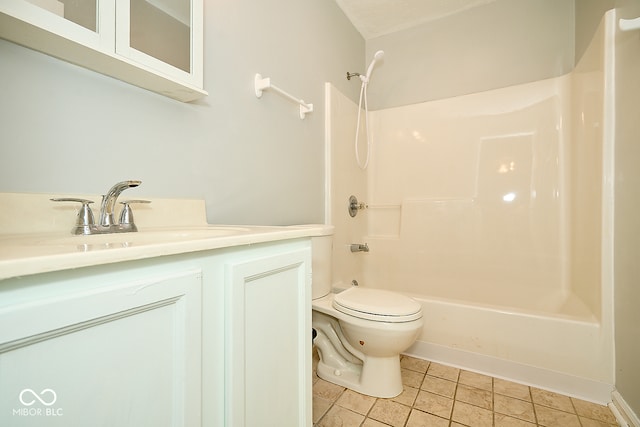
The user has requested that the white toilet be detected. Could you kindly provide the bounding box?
[311,233,424,398]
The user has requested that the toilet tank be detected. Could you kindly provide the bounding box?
[311,227,334,300]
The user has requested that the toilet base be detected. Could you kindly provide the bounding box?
[316,352,403,398]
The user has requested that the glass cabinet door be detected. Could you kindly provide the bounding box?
[3,0,114,50]
[26,0,97,31]
[116,0,203,88]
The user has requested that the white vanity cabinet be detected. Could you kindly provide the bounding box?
[0,237,312,427]
[0,0,206,101]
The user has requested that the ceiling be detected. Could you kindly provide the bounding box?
[334,0,498,39]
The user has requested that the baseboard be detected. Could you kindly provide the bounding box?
[404,340,614,405]
[611,390,640,427]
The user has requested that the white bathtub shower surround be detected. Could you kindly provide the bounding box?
[325,10,616,404]
[324,82,368,287]
[365,75,571,297]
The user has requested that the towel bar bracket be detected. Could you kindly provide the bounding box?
[254,73,313,119]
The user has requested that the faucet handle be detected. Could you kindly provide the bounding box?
[118,199,151,230]
[50,198,96,235]
[348,195,368,217]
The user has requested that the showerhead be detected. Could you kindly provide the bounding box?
[364,50,385,82]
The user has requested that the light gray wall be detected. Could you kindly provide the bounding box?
[614,0,640,418]
[0,0,364,225]
[364,0,575,110]
[575,0,615,64]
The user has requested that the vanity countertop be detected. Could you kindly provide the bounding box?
[0,192,330,280]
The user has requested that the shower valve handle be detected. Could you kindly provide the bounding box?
[348,195,367,217]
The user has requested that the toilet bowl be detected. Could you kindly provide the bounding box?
[311,232,423,398]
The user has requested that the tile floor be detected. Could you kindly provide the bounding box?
[312,351,619,427]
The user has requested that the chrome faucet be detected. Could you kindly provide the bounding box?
[99,180,141,227]
[51,180,143,235]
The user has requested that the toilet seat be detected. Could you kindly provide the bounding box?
[333,288,422,323]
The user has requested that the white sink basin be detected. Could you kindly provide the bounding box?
[0,192,326,281]
[34,226,253,248]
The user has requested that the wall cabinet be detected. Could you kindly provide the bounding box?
[0,0,206,102]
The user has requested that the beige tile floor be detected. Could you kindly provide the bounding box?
[312,351,619,427]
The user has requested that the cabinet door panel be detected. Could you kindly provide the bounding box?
[115,0,203,87]
[0,0,114,51]
[245,266,303,425]
[26,0,97,32]
[130,0,190,72]
[225,248,312,427]
[0,269,202,427]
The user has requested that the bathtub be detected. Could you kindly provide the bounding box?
[399,287,613,404]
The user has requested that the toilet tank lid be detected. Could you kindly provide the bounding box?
[333,287,422,317]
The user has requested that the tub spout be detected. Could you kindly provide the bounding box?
[350,243,369,252]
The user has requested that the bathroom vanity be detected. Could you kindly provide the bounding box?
[0,193,321,426]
